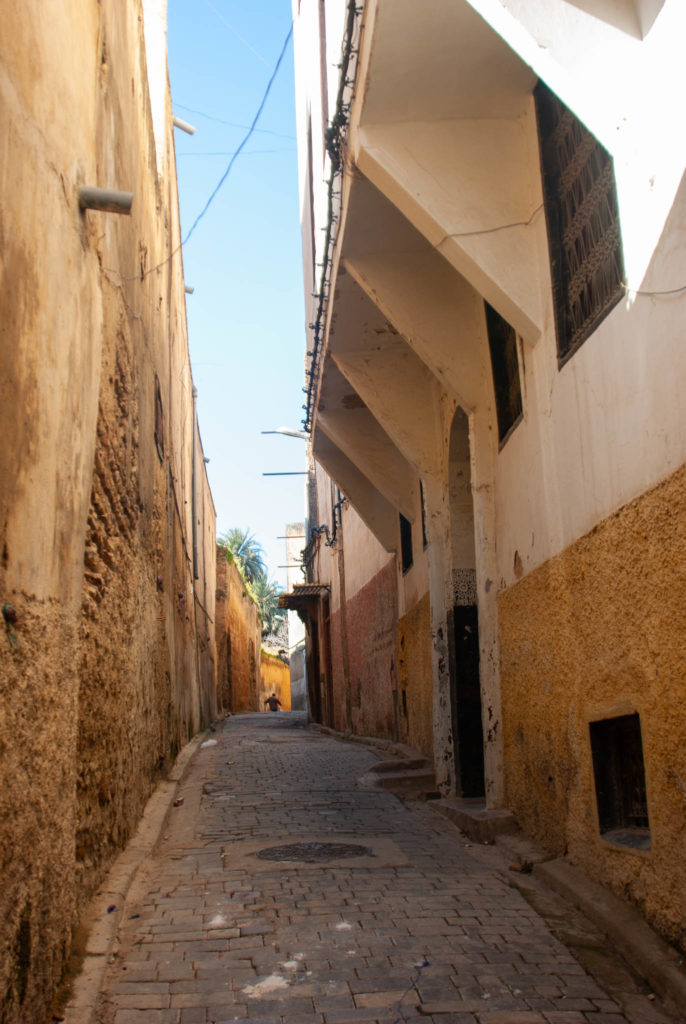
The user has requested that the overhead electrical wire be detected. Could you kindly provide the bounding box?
[181,21,294,246]
[175,102,295,141]
[177,148,296,158]
[105,21,294,284]
[204,0,270,66]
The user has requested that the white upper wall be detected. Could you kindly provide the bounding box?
[468,0,686,293]
[294,0,686,590]
[142,0,170,176]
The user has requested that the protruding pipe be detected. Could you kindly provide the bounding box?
[173,116,196,135]
[79,186,133,215]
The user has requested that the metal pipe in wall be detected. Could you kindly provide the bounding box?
[78,186,133,214]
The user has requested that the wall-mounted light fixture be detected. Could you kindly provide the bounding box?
[184,285,195,295]
[173,115,196,135]
[78,187,133,215]
[261,427,307,439]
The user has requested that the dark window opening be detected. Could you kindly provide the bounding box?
[419,480,428,548]
[590,713,650,850]
[154,375,164,462]
[534,80,624,365]
[484,302,523,444]
[399,514,413,574]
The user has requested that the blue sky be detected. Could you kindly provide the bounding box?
[167,1,307,587]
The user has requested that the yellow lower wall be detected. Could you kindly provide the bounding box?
[499,463,686,952]
[397,592,434,758]
[260,652,292,711]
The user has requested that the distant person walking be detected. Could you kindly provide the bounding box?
[264,692,282,712]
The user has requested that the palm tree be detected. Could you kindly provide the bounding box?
[218,528,266,584]
[250,576,286,636]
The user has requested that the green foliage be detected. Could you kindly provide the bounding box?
[218,527,266,584]
[217,527,285,634]
[251,575,286,636]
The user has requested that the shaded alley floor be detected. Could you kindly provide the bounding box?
[95,712,681,1024]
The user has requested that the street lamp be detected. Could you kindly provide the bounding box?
[261,427,307,439]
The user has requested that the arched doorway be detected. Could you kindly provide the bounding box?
[448,408,485,797]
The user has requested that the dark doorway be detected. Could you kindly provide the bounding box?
[448,408,486,798]
[449,605,485,797]
[322,597,335,728]
[305,611,323,724]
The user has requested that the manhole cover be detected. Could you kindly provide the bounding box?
[256,841,372,863]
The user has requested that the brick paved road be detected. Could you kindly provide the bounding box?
[95,712,672,1024]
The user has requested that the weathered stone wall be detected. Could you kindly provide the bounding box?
[215,555,261,713]
[499,463,686,952]
[260,653,292,711]
[0,3,216,1021]
[397,592,434,757]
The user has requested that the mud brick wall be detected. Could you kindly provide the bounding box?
[0,4,216,1022]
[215,555,262,713]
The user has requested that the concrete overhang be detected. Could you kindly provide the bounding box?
[333,181,494,438]
[347,0,545,343]
[317,359,419,520]
[279,584,330,612]
[350,0,686,313]
[312,426,398,553]
[325,265,447,478]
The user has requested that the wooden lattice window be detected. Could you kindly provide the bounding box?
[535,81,624,365]
[484,302,523,445]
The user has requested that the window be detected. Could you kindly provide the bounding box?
[589,713,650,850]
[484,302,522,444]
[535,81,624,365]
[399,514,413,574]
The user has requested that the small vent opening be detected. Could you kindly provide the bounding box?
[590,713,650,850]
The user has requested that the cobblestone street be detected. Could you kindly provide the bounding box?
[94,713,678,1024]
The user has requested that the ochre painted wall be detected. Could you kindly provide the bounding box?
[499,463,686,952]
[260,652,292,711]
[215,556,261,713]
[397,592,434,757]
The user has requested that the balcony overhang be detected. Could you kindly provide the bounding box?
[279,584,330,612]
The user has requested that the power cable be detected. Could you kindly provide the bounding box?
[105,21,294,284]
[177,147,296,158]
[181,21,294,246]
[204,0,270,65]
[174,102,295,140]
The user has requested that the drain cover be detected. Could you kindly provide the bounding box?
[256,841,372,863]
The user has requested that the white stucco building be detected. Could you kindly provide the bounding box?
[291,0,686,954]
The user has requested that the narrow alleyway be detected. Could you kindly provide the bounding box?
[94,714,679,1024]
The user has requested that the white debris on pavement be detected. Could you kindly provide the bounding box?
[208,914,228,928]
[242,974,290,997]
